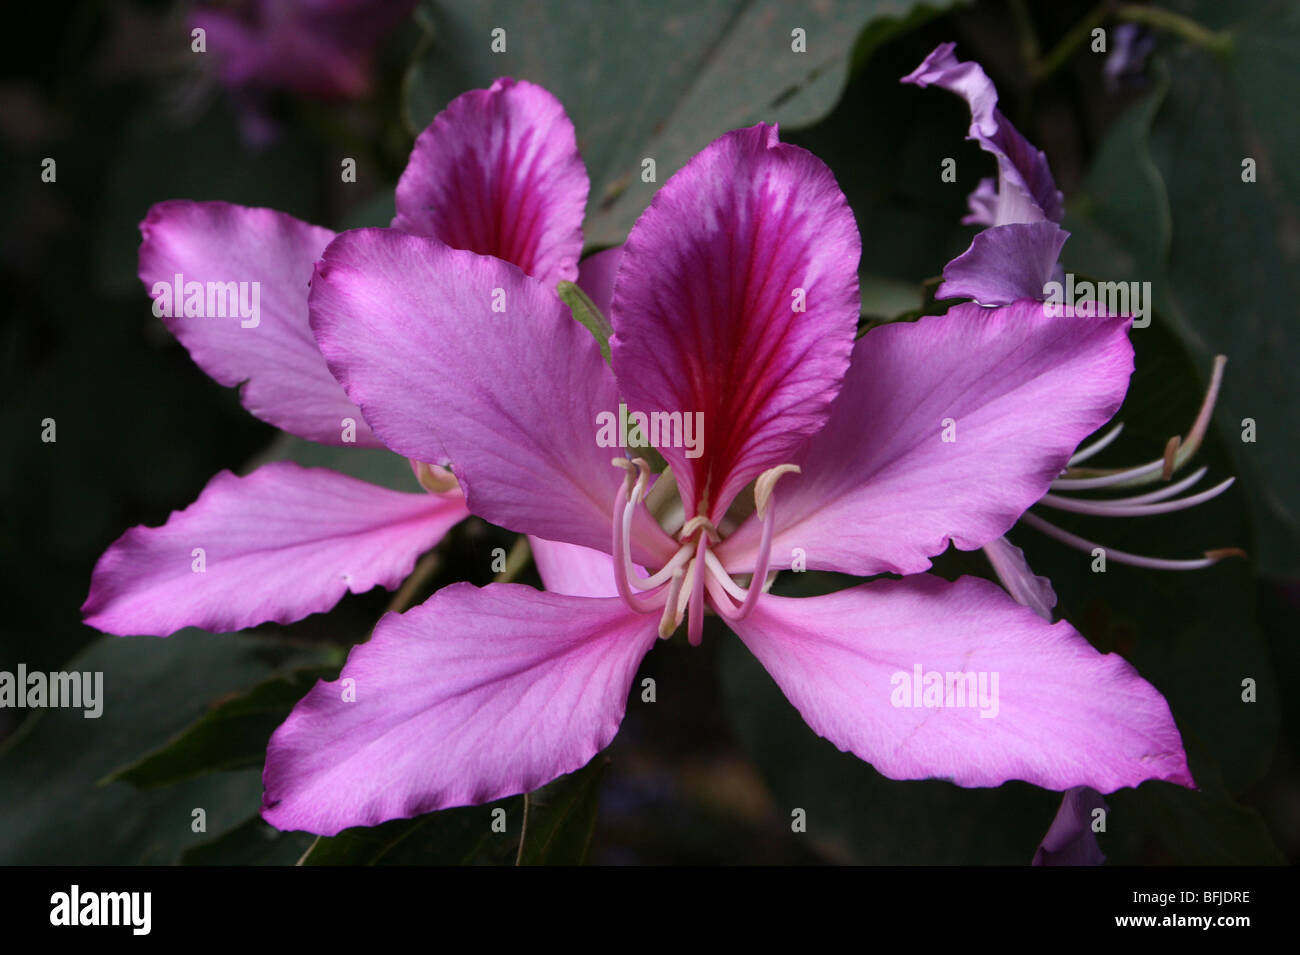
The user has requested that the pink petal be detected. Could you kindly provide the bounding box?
[530,536,622,598]
[610,124,861,522]
[82,462,465,636]
[718,300,1133,577]
[393,77,588,284]
[262,582,657,834]
[138,200,381,447]
[308,227,677,564]
[731,575,1194,792]
[1033,787,1108,865]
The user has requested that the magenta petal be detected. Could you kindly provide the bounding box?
[393,77,588,284]
[576,245,623,319]
[81,463,465,636]
[717,301,1133,577]
[937,222,1070,306]
[262,582,657,834]
[309,227,677,563]
[610,124,861,521]
[731,575,1194,792]
[138,200,381,447]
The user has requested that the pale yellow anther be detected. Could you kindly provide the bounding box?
[680,515,721,543]
[755,464,801,521]
[414,461,460,494]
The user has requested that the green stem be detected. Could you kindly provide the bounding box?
[1115,3,1232,56]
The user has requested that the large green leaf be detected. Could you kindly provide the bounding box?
[404,0,966,248]
[0,631,302,864]
[103,664,339,788]
[1066,0,1300,575]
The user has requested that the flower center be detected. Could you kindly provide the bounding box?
[610,457,799,645]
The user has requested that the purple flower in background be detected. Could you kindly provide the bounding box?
[1104,24,1157,92]
[82,77,611,636]
[261,120,1193,836]
[192,0,416,141]
[902,42,1069,306]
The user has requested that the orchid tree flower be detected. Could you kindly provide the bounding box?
[83,77,609,637]
[192,0,417,141]
[904,45,1244,580]
[263,121,1195,836]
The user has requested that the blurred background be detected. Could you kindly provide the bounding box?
[1,0,1297,864]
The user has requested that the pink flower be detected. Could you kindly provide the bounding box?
[82,78,604,636]
[262,121,1194,835]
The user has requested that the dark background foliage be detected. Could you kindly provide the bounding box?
[1,0,1296,864]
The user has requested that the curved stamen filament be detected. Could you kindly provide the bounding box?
[687,532,708,646]
[1068,423,1125,466]
[611,467,666,614]
[658,568,686,639]
[703,550,748,602]
[1039,476,1234,518]
[1051,458,1165,491]
[1020,510,1246,571]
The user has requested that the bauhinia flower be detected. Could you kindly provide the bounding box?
[82,77,608,637]
[262,121,1194,836]
[901,42,1069,306]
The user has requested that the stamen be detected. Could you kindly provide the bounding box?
[610,464,664,614]
[1068,424,1124,465]
[631,543,695,591]
[703,550,748,602]
[658,568,686,639]
[680,515,721,543]
[687,533,708,647]
[413,460,460,494]
[1051,458,1166,491]
[1038,477,1234,518]
[1020,511,1246,571]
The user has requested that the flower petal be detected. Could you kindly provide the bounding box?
[1033,787,1108,865]
[730,575,1194,792]
[937,221,1069,306]
[717,301,1133,577]
[530,536,622,598]
[576,245,623,318]
[138,200,380,447]
[393,77,588,284]
[610,124,860,521]
[308,227,677,564]
[261,582,657,834]
[901,43,1063,226]
[82,462,465,636]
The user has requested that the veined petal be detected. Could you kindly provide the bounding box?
[262,582,658,834]
[610,124,860,522]
[717,301,1133,577]
[937,222,1069,306]
[393,77,588,284]
[82,462,466,637]
[138,200,381,447]
[308,228,677,564]
[730,575,1193,792]
[902,43,1063,226]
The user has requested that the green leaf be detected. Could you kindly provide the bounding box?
[1066,5,1300,574]
[516,756,608,865]
[183,816,316,866]
[557,280,612,363]
[298,799,521,865]
[404,0,967,248]
[0,632,304,864]
[103,665,339,789]
[246,431,418,492]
